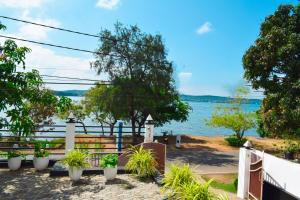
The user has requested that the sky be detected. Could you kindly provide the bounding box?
[0,0,298,98]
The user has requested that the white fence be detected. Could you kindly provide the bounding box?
[237,147,300,199]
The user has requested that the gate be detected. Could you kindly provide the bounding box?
[249,152,263,200]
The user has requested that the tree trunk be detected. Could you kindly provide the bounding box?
[131,117,137,144]
[109,124,114,136]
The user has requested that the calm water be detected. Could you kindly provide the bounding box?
[69,97,261,136]
[0,97,261,136]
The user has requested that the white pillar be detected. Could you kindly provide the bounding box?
[176,135,181,148]
[144,115,154,143]
[237,147,251,199]
[65,113,76,154]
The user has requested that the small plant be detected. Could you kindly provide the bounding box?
[125,145,157,178]
[100,154,118,168]
[63,149,90,169]
[162,164,195,192]
[177,180,214,200]
[34,142,49,157]
[282,140,299,154]
[7,150,24,159]
[225,135,247,147]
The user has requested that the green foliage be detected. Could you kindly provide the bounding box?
[83,85,119,135]
[162,164,195,192]
[282,140,300,154]
[234,178,238,191]
[243,4,300,138]
[34,142,49,158]
[225,135,247,147]
[7,150,24,159]
[0,24,71,137]
[100,154,118,168]
[125,145,157,178]
[91,23,191,136]
[207,86,256,140]
[62,149,90,169]
[177,180,214,200]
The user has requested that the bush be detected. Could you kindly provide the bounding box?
[162,164,195,192]
[225,136,247,147]
[100,154,118,168]
[63,149,90,169]
[234,177,238,191]
[34,142,49,157]
[7,150,24,159]
[177,180,214,200]
[125,145,157,178]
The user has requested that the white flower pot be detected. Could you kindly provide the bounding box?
[8,157,22,171]
[104,166,117,181]
[68,167,83,181]
[33,157,49,171]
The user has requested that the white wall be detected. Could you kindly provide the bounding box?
[252,149,300,198]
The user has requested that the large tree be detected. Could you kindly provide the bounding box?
[243,4,300,138]
[91,23,190,137]
[0,23,70,137]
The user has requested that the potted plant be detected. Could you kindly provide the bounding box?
[100,154,118,181]
[7,150,24,170]
[283,140,299,160]
[63,149,90,181]
[33,142,49,171]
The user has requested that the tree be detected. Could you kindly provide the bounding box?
[243,4,300,138]
[91,23,190,138]
[207,86,256,142]
[83,85,122,136]
[0,23,69,137]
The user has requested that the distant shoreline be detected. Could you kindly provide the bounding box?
[53,90,262,104]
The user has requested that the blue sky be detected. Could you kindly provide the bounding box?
[0,0,298,97]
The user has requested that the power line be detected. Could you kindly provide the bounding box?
[41,74,109,82]
[43,82,111,85]
[0,15,100,38]
[0,34,99,54]
[0,15,154,50]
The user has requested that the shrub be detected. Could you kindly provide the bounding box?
[177,180,214,200]
[7,150,24,159]
[125,145,157,178]
[100,154,118,168]
[225,136,247,147]
[63,149,90,169]
[282,140,299,154]
[162,164,195,192]
[34,142,49,157]
[234,177,238,191]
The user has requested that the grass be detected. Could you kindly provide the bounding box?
[202,174,237,194]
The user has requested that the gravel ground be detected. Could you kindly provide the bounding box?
[0,169,164,200]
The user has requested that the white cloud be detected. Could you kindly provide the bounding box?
[16,11,60,41]
[96,0,120,10]
[178,72,192,80]
[0,0,46,9]
[196,22,212,35]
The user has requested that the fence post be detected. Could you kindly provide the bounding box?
[144,115,154,143]
[117,122,123,152]
[65,112,76,154]
[237,142,252,199]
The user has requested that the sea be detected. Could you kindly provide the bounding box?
[67,97,261,137]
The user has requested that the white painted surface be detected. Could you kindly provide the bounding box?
[144,115,154,143]
[252,149,300,198]
[65,122,76,154]
[176,135,181,148]
[8,157,22,171]
[238,148,300,199]
[237,148,251,199]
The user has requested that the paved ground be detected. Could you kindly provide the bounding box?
[166,147,239,174]
[0,169,163,200]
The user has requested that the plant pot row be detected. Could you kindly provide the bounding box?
[8,156,49,171]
